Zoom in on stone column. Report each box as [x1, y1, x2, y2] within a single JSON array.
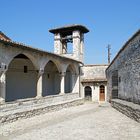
[[91, 86, 94, 102], [73, 74, 79, 93], [72, 30, 81, 61], [54, 33, 62, 54], [105, 85, 107, 102], [36, 70, 44, 98], [72, 73, 76, 93], [80, 33, 84, 62], [0, 72, 6, 104], [60, 72, 65, 95], [62, 42, 67, 54]]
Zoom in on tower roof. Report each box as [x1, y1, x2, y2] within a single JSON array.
[[49, 24, 89, 34]]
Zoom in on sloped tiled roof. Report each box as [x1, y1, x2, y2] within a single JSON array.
[[49, 24, 89, 34], [0, 31, 11, 41], [0, 37, 81, 64]]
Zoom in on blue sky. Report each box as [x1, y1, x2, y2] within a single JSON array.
[[0, 0, 140, 64]]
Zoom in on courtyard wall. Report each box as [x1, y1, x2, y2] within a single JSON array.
[[106, 30, 140, 104]]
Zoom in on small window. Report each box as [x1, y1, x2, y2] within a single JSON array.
[[24, 66, 28, 73], [119, 77, 121, 83], [47, 73, 50, 79]]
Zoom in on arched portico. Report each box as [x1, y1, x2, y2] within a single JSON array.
[[6, 54, 37, 102], [42, 60, 60, 96]]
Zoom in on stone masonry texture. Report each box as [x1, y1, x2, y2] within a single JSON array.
[[106, 31, 140, 104], [111, 99, 140, 122]]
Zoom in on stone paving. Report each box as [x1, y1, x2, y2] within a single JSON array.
[[0, 103, 140, 140]]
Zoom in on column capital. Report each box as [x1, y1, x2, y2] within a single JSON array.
[[37, 69, 44, 76], [0, 72, 6, 83], [59, 72, 66, 77], [0, 69, 7, 77], [72, 72, 77, 76]]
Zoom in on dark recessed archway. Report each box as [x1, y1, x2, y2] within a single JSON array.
[[42, 60, 60, 96], [65, 64, 77, 93], [84, 86, 92, 101], [6, 54, 37, 102]]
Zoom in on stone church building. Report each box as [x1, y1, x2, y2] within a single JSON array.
[[0, 24, 140, 123], [0, 25, 108, 107]]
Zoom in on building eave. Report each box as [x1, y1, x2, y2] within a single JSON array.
[[106, 29, 140, 71], [49, 24, 89, 34], [0, 38, 82, 64]]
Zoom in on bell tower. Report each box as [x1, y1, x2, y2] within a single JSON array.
[[49, 24, 89, 63]]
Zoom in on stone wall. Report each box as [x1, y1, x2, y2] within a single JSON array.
[[111, 99, 140, 123], [106, 30, 140, 104], [81, 65, 108, 80], [0, 93, 83, 124]]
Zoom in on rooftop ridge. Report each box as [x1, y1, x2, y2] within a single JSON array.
[[107, 29, 140, 70], [49, 24, 89, 34], [0, 38, 81, 64]]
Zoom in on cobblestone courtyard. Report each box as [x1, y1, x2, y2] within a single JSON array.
[[0, 103, 140, 140]]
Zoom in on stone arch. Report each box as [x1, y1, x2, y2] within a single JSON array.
[[84, 86, 92, 101], [65, 63, 78, 74], [6, 53, 38, 102], [43, 58, 62, 73], [7, 52, 39, 70], [65, 64, 77, 93], [42, 60, 61, 96]]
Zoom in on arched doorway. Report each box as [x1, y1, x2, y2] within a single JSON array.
[[6, 54, 37, 102], [65, 65, 77, 93], [84, 86, 92, 101], [99, 85, 105, 101], [42, 61, 60, 96]]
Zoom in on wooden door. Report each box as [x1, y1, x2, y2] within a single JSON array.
[[99, 85, 105, 101]]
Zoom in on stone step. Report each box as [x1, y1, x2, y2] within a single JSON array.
[[0, 92, 79, 111], [0, 98, 84, 124], [111, 99, 140, 123]]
